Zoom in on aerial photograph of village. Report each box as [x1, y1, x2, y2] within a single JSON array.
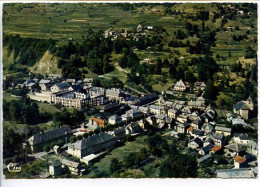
[[1, 2, 258, 179]]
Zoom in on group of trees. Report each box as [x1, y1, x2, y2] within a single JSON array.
[[53, 109, 85, 128], [3, 34, 56, 67], [3, 98, 40, 125], [108, 128, 198, 178]]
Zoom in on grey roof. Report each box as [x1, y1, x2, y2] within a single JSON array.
[[234, 133, 250, 140], [232, 118, 247, 125], [61, 159, 80, 168], [201, 144, 214, 153], [68, 133, 116, 150], [197, 154, 211, 163], [224, 143, 246, 152], [215, 126, 232, 132], [248, 140, 258, 150], [194, 81, 206, 87], [192, 137, 203, 146], [234, 101, 250, 111], [168, 108, 178, 113], [155, 114, 166, 120], [191, 129, 204, 136], [175, 79, 186, 87], [216, 168, 255, 178], [202, 123, 214, 133], [28, 126, 72, 145], [39, 79, 51, 84], [54, 82, 70, 89]]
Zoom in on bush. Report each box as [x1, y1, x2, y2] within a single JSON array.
[[43, 145, 50, 152]]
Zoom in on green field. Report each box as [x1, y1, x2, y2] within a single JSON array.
[[85, 136, 148, 177]]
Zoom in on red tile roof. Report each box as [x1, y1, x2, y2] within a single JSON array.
[[211, 145, 221, 152], [234, 155, 246, 163]]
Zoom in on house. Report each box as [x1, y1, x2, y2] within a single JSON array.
[[67, 132, 116, 158], [127, 109, 143, 119], [215, 125, 232, 136], [194, 81, 206, 91], [201, 123, 214, 134], [164, 101, 174, 108], [234, 155, 247, 169], [49, 160, 62, 177], [246, 140, 258, 156], [108, 115, 122, 125], [27, 126, 72, 153], [61, 159, 80, 175], [207, 133, 225, 147], [176, 122, 190, 134], [143, 58, 152, 64], [88, 118, 107, 128], [154, 114, 167, 124], [232, 118, 248, 126], [188, 137, 203, 149], [137, 24, 143, 32], [233, 97, 254, 119], [181, 106, 192, 114], [108, 128, 126, 141], [224, 143, 246, 157], [121, 113, 132, 121], [125, 122, 143, 135], [216, 168, 255, 178], [174, 79, 186, 91], [210, 145, 222, 154], [234, 133, 251, 144], [199, 144, 215, 156], [196, 96, 205, 104], [106, 88, 126, 101], [65, 79, 76, 85], [83, 78, 94, 83], [176, 114, 188, 123], [148, 105, 159, 115], [145, 116, 155, 125], [168, 109, 178, 119], [147, 26, 153, 30], [189, 129, 205, 139], [191, 120, 202, 129], [138, 106, 150, 114]]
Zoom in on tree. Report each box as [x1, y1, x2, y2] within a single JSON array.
[[43, 145, 50, 152], [204, 79, 217, 102], [110, 158, 121, 175], [155, 58, 162, 74], [159, 155, 198, 178], [70, 136, 76, 143]]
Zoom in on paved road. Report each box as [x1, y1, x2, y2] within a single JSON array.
[[29, 151, 48, 160], [124, 85, 146, 95], [115, 63, 129, 74]]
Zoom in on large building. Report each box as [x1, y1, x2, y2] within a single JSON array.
[[27, 126, 72, 153], [67, 132, 116, 158]]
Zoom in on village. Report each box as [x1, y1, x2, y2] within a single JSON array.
[[5, 73, 257, 179]]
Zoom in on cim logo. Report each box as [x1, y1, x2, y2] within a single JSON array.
[[7, 163, 21, 173]]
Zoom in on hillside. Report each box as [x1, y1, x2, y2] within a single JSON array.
[[2, 3, 258, 108], [30, 51, 61, 76]]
